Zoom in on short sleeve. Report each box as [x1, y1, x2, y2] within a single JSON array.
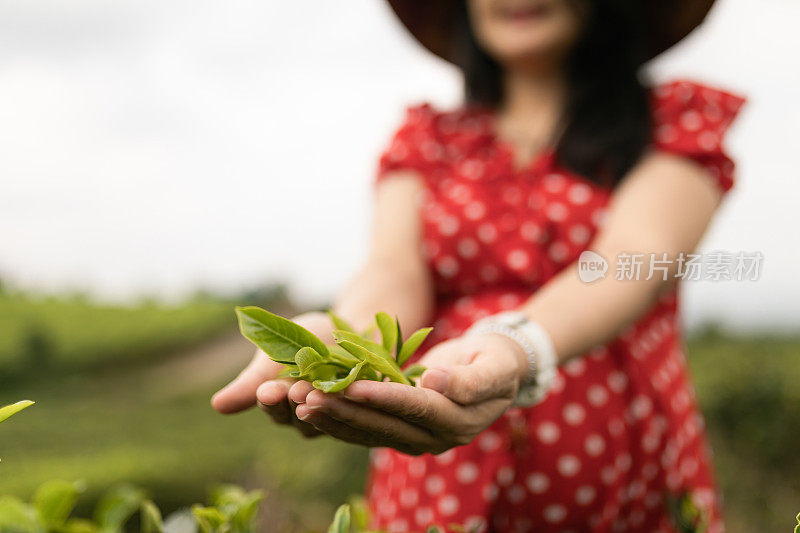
[[376, 104, 442, 184], [652, 80, 746, 193]]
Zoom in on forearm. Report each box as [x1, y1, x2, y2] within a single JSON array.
[[333, 257, 434, 336]]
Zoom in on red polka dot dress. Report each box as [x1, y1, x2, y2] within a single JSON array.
[[366, 80, 745, 533]]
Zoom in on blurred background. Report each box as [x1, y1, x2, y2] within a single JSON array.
[[0, 0, 798, 531]]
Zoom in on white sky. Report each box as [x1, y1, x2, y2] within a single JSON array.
[[0, 0, 798, 332]]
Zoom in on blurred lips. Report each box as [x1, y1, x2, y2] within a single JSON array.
[[496, 1, 552, 24]]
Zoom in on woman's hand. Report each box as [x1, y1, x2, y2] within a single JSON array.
[[211, 311, 334, 438], [288, 333, 529, 455]]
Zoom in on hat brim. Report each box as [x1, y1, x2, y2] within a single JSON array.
[[387, 0, 716, 63]]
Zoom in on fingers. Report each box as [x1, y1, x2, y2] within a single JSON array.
[[212, 351, 280, 414], [256, 380, 293, 424], [341, 380, 461, 430]]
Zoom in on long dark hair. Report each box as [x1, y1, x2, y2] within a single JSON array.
[[453, 1, 652, 186]]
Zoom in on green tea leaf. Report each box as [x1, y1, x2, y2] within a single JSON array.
[[375, 312, 397, 355], [327, 344, 361, 365], [335, 340, 410, 385], [93, 484, 146, 531], [0, 400, 34, 424], [0, 495, 41, 533], [314, 361, 367, 393], [397, 327, 433, 366], [426, 526, 444, 533], [331, 330, 392, 362], [61, 518, 100, 533], [33, 480, 84, 529], [235, 306, 328, 364], [403, 364, 426, 382], [327, 310, 355, 333], [191, 505, 225, 533], [395, 319, 404, 361], [140, 500, 163, 533], [295, 347, 325, 371], [327, 504, 351, 533], [346, 496, 370, 531]]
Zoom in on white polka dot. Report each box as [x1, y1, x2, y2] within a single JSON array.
[[543, 504, 567, 524], [601, 466, 617, 485], [483, 483, 499, 502], [543, 174, 566, 193], [465, 201, 487, 220], [642, 462, 659, 480], [564, 358, 586, 376], [698, 130, 719, 151], [438, 215, 459, 236], [502, 186, 522, 205], [388, 139, 410, 161], [460, 158, 485, 180], [425, 475, 446, 495], [616, 453, 632, 472], [497, 466, 515, 486], [456, 461, 480, 484], [563, 403, 586, 425], [446, 183, 472, 204], [507, 249, 530, 270], [415, 507, 434, 526], [575, 485, 597, 506], [477, 223, 498, 243], [588, 385, 609, 407], [371, 449, 391, 470], [408, 457, 426, 477], [421, 239, 440, 259], [630, 395, 653, 420], [520, 221, 544, 243], [557, 455, 581, 477], [457, 238, 479, 259], [546, 202, 568, 222], [585, 434, 606, 456], [478, 431, 501, 452], [435, 256, 459, 278], [548, 241, 569, 263], [567, 183, 593, 205], [628, 479, 647, 500], [525, 472, 549, 494], [499, 293, 520, 309], [536, 421, 560, 444], [507, 484, 526, 504], [642, 433, 660, 453], [568, 224, 591, 245], [680, 110, 703, 132], [438, 494, 460, 516], [435, 449, 456, 465], [388, 518, 409, 532], [645, 491, 662, 509], [680, 457, 699, 478], [400, 488, 419, 508], [608, 371, 628, 393]]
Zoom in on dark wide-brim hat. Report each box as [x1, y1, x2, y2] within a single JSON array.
[[387, 0, 716, 62]]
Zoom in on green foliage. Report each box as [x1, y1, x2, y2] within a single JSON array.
[[0, 401, 34, 424], [0, 481, 263, 533], [235, 307, 433, 392], [0, 293, 234, 378]]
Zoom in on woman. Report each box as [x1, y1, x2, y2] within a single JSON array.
[[213, 0, 744, 531]]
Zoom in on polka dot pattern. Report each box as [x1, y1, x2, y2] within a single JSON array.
[[367, 80, 736, 532]]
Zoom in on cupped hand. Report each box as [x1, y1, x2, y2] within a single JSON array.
[[288, 333, 528, 454], [211, 311, 334, 438]]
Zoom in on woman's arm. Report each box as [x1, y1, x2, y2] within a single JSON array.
[[522, 151, 722, 361], [332, 172, 434, 334]]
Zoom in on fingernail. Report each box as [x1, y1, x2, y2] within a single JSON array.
[[298, 412, 311, 421], [342, 392, 366, 403], [421, 368, 449, 394]]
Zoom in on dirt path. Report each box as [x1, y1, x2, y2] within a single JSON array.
[[142, 331, 255, 399]]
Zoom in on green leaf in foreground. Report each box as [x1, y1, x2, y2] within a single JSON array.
[[34, 480, 85, 530], [403, 364, 427, 382], [314, 361, 367, 393], [140, 500, 164, 533], [93, 484, 147, 531], [375, 312, 397, 355], [327, 504, 351, 533], [236, 306, 329, 364], [397, 327, 433, 366], [0, 495, 39, 532], [0, 400, 35, 424], [335, 340, 410, 385], [331, 329, 392, 363]]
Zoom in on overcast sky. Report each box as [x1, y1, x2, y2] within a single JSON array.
[[0, 0, 798, 332]]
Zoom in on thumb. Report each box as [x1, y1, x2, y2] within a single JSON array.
[[212, 352, 277, 414], [420, 355, 515, 405]]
